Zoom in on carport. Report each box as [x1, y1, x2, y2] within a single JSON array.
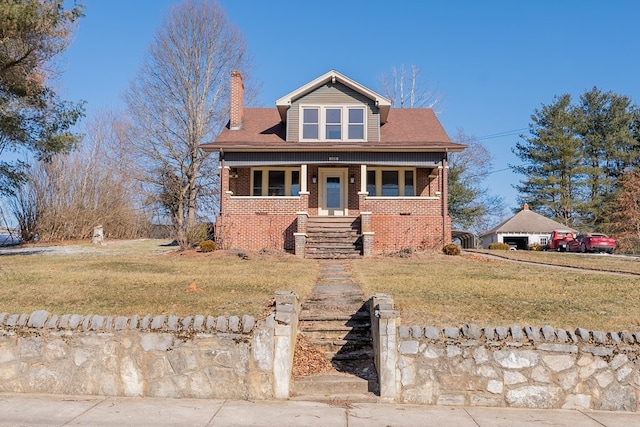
[[452, 230, 477, 249]]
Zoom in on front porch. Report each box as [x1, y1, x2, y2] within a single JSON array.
[[216, 161, 450, 255]]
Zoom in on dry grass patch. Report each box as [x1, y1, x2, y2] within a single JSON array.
[[0, 240, 318, 319], [352, 252, 640, 331]]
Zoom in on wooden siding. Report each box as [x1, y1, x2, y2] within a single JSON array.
[[287, 83, 380, 142], [223, 151, 444, 167]]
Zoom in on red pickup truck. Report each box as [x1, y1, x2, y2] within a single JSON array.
[[545, 230, 577, 252]]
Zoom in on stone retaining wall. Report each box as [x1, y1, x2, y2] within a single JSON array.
[[372, 294, 640, 411], [0, 291, 300, 400]]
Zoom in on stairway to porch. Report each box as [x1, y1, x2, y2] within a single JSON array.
[[304, 216, 362, 259]]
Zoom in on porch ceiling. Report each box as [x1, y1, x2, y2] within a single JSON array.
[[222, 151, 444, 167]]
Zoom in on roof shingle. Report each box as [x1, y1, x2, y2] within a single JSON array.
[[203, 108, 464, 152]]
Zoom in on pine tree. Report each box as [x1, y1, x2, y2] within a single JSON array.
[[575, 87, 640, 228], [512, 95, 585, 226], [0, 0, 85, 195]]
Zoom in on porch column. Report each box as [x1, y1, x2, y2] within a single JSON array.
[[300, 164, 308, 193], [360, 164, 367, 194]]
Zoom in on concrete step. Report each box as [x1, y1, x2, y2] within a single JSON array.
[[305, 336, 373, 350], [288, 392, 380, 403], [307, 217, 359, 225], [290, 373, 374, 396], [299, 321, 371, 331], [327, 348, 374, 360], [305, 253, 362, 260], [306, 243, 360, 248], [299, 312, 369, 322]]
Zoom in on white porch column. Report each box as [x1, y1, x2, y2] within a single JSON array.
[[360, 164, 367, 194], [301, 164, 308, 193]]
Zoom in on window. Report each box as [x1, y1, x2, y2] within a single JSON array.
[[302, 108, 319, 139], [366, 170, 376, 195], [252, 168, 301, 196], [381, 171, 399, 196], [326, 108, 341, 139], [291, 171, 300, 196], [539, 236, 548, 246], [252, 170, 263, 196], [366, 168, 416, 197], [348, 108, 364, 139], [404, 170, 414, 196], [268, 171, 285, 196], [300, 106, 366, 141]]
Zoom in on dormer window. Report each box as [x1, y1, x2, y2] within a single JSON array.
[[300, 106, 366, 141], [302, 108, 319, 139]]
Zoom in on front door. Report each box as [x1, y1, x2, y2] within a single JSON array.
[[318, 168, 348, 216]]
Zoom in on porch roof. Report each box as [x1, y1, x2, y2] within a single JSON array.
[[221, 151, 445, 167]]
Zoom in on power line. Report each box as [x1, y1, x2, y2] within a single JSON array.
[[476, 128, 528, 141]]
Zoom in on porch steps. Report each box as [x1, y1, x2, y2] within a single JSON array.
[[305, 216, 362, 259]]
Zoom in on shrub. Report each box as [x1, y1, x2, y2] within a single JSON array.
[[199, 240, 217, 252], [187, 223, 214, 246], [488, 242, 511, 250], [529, 243, 544, 251], [442, 243, 461, 256]]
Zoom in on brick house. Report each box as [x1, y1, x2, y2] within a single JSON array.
[[202, 70, 465, 257]]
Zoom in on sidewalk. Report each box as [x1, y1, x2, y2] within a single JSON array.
[[1, 393, 639, 426]]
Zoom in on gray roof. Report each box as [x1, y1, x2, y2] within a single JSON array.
[[481, 207, 577, 237]]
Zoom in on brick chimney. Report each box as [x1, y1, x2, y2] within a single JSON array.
[[230, 70, 244, 130]]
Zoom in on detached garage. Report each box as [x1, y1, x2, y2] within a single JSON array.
[[480, 204, 577, 250]]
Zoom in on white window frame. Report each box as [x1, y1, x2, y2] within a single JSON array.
[[251, 167, 301, 196], [366, 167, 416, 197], [299, 105, 367, 142]]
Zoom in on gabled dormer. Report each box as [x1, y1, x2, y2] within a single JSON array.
[[275, 70, 391, 143]]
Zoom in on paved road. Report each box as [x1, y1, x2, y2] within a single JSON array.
[[1, 393, 639, 427]]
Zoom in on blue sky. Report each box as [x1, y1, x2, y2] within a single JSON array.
[[59, 0, 640, 221]]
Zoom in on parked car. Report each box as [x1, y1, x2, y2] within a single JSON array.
[[545, 230, 577, 252], [576, 233, 616, 254], [566, 237, 583, 253]]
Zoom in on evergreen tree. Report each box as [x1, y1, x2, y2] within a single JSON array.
[[575, 87, 640, 228], [0, 0, 84, 195], [512, 95, 585, 226]]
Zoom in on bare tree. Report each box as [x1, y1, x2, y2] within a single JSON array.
[[124, 0, 252, 249], [378, 64, 442, 110], [449, 129, 506, 235], [609, 170, 640, 253], [7, 111, 149, 242]]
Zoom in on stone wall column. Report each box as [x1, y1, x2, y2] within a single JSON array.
[[360, 212, 373, 257], [272, 291, 300, 399], [370, 293, 400, 400], [294, 212, 309, 257]]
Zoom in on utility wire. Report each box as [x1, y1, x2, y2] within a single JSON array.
[[476, 128, 528, 141]]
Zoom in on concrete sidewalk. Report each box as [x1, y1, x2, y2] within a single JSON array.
[[1, 393, 639, 427]]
